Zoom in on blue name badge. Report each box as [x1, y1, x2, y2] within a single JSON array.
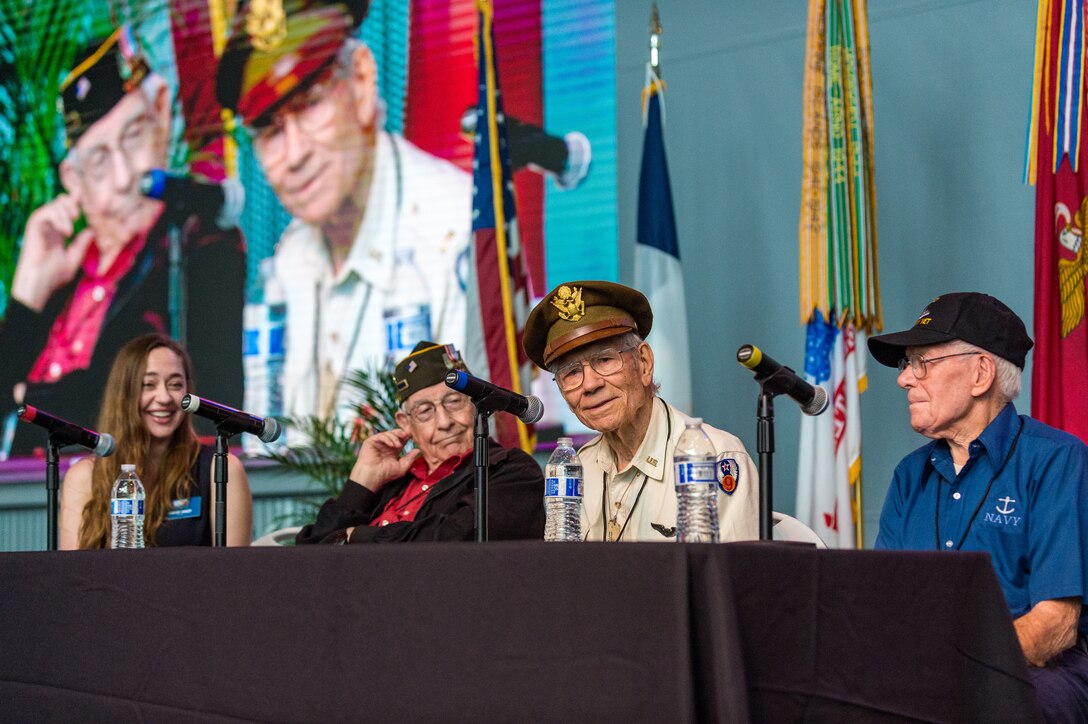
[[166, 496, 202, 521]]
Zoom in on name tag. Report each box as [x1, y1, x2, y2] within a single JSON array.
[[166, 496, 202, 521]]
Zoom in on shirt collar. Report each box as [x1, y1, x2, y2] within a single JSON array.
[[408, 449, 469, 483], [930, 402, 1020, 475], [973, 402, 1021, 465]]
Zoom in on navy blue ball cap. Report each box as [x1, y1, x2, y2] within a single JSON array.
[[867, 292, 1034, 369]]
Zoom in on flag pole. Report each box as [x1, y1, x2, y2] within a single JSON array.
[[649, 3, 661, 76]]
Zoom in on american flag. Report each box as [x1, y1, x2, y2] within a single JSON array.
[[464, 0, 535, 451]]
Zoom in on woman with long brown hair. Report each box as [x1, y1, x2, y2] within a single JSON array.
[[59, 333, 252, 548]]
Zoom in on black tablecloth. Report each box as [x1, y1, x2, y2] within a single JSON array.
[[0, 542, 1039, 722]]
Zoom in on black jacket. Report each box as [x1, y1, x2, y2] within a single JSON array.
[[0, 212, 244, 454], [296, 440, 545, 543]]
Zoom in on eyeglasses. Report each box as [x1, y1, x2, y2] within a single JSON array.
[[248, 73, 344, 164], [404, 393, 470, 423], [897, 351, 980, 379], [75, 112, 156, 182], [553, 345, 638, 392]]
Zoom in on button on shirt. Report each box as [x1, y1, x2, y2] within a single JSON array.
[[876, 403, 1088, 626], [369, 452, 468, 527]]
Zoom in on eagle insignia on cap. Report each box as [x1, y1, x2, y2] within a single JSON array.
[[246, 0, 288, 52], [550, 285, 585, 321]]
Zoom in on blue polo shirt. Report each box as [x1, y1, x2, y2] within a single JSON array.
[[876, 404, 1088, 630]]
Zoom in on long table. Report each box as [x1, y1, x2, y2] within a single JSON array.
[[0, 542, 1039, 722]]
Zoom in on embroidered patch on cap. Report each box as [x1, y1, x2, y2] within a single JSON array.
[[718, 458, 740, 495], [406, 360, 418, 373]]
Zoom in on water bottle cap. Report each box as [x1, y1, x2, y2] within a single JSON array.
[[121, 464, 136, 472], [687, 418, 703, 426], [557, 436, 574, 446]]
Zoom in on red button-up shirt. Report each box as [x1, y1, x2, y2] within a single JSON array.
[[369, 452, 468, 527], [27, 230, 149, 383]]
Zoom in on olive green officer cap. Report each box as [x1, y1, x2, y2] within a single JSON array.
[[523, 281, 653, 369], [392, 341, 468, 403]]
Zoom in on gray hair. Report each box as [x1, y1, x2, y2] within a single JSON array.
[[335, 37, 387, 127], [942, 340, 1022, 403]]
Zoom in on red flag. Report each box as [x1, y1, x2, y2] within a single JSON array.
[[1030, 0, 1088, 442]]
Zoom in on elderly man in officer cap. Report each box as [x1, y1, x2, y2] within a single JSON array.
[[523, 281, 758, 542], [1, 26, 243, 454], [216, 0, 470, 423], [296, 341, 543, 543], [869, 292, 1088, 720]]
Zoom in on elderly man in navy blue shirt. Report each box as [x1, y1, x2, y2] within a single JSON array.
[[869, 292, 1088, 722]]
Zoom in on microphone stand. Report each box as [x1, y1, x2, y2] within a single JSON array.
[[471, 399, 508, 543], [45, 438, 61, 551], [213, 429, 232, 547], [755, 389, 775, 541]]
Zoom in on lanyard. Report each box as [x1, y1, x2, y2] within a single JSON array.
[[934, 418, 1024, 551], [589, 397, 672, 542]]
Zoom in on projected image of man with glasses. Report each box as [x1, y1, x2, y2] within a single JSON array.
[[1, 26, 244, 456], [216, 0, 472, 424]]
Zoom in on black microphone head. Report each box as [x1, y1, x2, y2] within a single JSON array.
[[521, 395, 545, 425], [259, 417, 282, 444], [802, 385, 830, 416], [180, 394, 198, 412], [94, 433, 116, 457]]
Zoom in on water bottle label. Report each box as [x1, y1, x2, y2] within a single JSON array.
[[242, 327, 260, 357], [676, 461, 718, 485], [385, 304, 432, 356], [545, 477, 583, 497], [268, 322, 286, 358], [111, 499, 145, 516]]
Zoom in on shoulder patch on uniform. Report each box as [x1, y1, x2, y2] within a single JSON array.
[[718, 458, 740, 495]]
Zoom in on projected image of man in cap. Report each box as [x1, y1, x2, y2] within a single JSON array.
[[216, 0, 471, 424]]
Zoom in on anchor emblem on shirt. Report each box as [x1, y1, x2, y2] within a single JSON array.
[[995, 496, 1017, 515]]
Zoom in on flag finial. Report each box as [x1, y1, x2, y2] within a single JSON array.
[[649, 3, 662, 76]]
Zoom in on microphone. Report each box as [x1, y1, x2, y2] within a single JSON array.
[[140, 169, 245, 231], [736, 345, 829, 416], [460, 109, 591, 190], [16, 405, 115, 456], [180, 394, 281, 442], [444, 370, 544, 424]]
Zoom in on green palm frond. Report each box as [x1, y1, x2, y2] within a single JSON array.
[[263, 365, 400, 522]]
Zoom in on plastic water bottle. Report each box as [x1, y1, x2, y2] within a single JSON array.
[[110, 464, 145, 549], [544, 437, 583, 542], [674, 418, 720, 543], [383, 248, 432, 369], [242, 258, 286, 455]]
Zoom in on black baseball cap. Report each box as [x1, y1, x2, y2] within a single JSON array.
[[867, 292, 1034, 369]]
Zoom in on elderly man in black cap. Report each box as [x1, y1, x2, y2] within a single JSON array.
[[296, 341, 543, 543], [869, 292, 1088, 720], [523, 281, 758, 542], [0, 26, 243, 455], [216, 0, 470, 423]]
